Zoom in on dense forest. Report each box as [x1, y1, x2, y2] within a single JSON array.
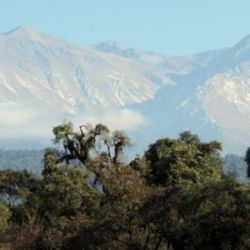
[[0, 122, 250, 250]]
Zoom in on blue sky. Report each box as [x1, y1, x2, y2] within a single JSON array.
[[1, 0, 250, 55]]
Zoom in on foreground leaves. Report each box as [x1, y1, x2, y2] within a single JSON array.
[[0, 124, 250, 250]]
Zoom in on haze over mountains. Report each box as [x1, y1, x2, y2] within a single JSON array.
[[1, 26, 250, 153]]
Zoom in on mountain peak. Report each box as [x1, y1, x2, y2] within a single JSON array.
[[1, 26, 38, 36], [96, 40, 131, 50], [94, 40, 140, 59], [0, 26, 69, 47]]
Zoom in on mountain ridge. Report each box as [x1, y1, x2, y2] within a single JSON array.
[[1, 27, 250, 154]]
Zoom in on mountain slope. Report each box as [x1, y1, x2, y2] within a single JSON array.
[[0, 27, 161, 113], [1, 27, 250, 153]]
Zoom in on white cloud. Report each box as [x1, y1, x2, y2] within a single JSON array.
[[0, 103, 33, 126], [0, 103, 148, 139], [102, 109, 147, 130], [72, 108, 147, 131]]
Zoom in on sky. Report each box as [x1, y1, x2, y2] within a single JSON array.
[[1, 0, 250, 55]]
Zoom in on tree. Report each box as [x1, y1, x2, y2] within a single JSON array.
[[144, 132, 222, 188], [49, 122, 131, 188], [1, 123, 250, 250], [140, 175, 250, 250], [66, 167, 168, 250], [179, 177, 250, 250]]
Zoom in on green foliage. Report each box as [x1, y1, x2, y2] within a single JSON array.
[[1, 123, 250, 250], [0, 201, 10, 228], [0, 169, 39, 206], [144, 132, 222, 188], [42, 148, 61, 175], [53, 122, 74, 143], [180, 177, 250, 250], [41, 164, 98, 218]]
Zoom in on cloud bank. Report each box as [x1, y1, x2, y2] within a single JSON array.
[[0, 103, 147, 139]]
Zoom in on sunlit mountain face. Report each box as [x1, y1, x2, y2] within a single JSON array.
[[1, 26, 250, 154]]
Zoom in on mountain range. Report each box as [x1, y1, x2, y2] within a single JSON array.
[[1, 26, 250, 154]]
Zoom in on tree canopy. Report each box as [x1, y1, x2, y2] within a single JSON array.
[[144, 131, 222, 188], [0, 123, 250, 250]]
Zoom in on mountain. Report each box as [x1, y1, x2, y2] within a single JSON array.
[[1, 26, 250, 154], [0, 27, 162, 111]]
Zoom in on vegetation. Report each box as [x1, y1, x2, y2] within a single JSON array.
[[0, 123, 250, 250]]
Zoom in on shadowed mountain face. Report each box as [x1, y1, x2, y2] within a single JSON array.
[[1, 26, 250, 153]]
